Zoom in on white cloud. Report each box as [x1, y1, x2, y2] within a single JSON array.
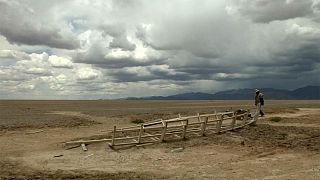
[[286, 23, 320, 36], [76, 67, 101, 80], [25, 67, 50, 75], [16, 83, 35, 91], [0, 50, 30, 60], [48, 55, 73, 68]]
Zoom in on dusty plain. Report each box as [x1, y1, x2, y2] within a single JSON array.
[[0, 100, 320, 179]]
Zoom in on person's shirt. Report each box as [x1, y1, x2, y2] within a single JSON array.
[[255, 92, 263, 105]]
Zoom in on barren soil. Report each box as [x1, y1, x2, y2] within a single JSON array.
[[0, 100, 320, 179]]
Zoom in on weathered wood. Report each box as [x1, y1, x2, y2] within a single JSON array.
[[144, 132, 160, 141], [160, 121, 167, 142], [81, 143, 87, 151], [138, 125, 143, 143], [216, 115, 223, 133], [109, 141, 139, 146], [243, 111, 248, 125], [26, 130, 44, 135], [231, 112, 237, 129], [111, 125, 116, 146], [65, 138, 111, 146], [67, 109, 254, 149], [182, 125, 187, 139], [201, 116, 208, 136], [143, 121, 163, 127]]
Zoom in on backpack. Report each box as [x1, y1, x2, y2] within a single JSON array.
[[259, 94, 264, 105]]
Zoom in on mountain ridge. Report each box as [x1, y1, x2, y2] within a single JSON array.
[[126, 85, 320, 100]]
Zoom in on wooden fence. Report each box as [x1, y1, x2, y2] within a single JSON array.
[[65, 109, 255, 150]]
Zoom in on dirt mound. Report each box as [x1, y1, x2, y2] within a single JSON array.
[[0, 115, 99, 131], [201, 124, 320, 152], [0, 159, 164, 180]]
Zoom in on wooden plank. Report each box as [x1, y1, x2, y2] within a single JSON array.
[[160, 121, 167, 142], [199, 113, 217, 117], [111, 125, 116, 146], [173, 133, 181, 138], [144, 132, 160, 141], [65, 138, 112, 145], [143, 126, 166, 131], [197, 113, 201, 122], [216, 115, 223, 133], [166, 118, 189, 123], [109, 141, 139, 146], [138, 125, 143, 143], [26, 130, 44, 135], [243, 111, 248, 125], [231, 112, 236, 129], [81, 143, 87, 151], [166, 124, 187, 129], [143, 121, 163, 127], [182, 125, 187, 139], [201, 116, 208, 136]]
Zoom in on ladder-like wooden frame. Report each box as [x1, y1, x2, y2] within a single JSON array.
[[65, 109, 255, 150]]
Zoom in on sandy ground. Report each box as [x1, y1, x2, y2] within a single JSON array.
[[0, 100, 320, 179]]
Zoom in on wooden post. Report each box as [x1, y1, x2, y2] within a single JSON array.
[[197, 113, 201, 122], [217, 115, 223, 133], [138, 124, 143, 144], [214, 109, 218, 120], [111, 125, 116, 146], [243, 111, 248, 125], [201, 117, 208, 136], [160, 121, 167, 142], [231, 112, 237, 129], [81, 143, 87, 151], [182, 120, 188, 139]]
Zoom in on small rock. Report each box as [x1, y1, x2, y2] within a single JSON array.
[[171, 147, 184, 153], [54, 154, 64, 158]]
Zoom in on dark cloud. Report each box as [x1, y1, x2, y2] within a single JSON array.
[[109, 36, 136, 51], [0, 1, 79, 49], [231, 0, 314, 23]]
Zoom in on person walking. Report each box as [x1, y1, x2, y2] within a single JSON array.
[[253, 89, 264, 122]]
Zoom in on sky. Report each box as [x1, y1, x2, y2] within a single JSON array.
[[0, 0, 320, 99]]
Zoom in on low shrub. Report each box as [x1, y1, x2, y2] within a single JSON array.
[[269, 117, 282, 122], [131, 119, 145, 124]]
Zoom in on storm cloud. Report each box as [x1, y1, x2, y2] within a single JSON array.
[[0, 0, 319, 99]]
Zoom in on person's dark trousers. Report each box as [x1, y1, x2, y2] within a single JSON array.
[[260, 110, 264, 116]]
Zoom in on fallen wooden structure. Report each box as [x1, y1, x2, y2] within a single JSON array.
[[65, 109, 255, 150]]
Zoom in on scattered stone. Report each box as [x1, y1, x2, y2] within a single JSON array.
[[53, 154, 64, 158], [171, 147, 184, 153]]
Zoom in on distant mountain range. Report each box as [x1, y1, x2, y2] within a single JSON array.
[[126, 85, 320, 100]]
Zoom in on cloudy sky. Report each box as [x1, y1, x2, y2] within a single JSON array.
[[0, 0, 319, 99]]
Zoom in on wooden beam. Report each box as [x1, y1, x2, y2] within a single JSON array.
[[201, 116, 208, 136], [65, 138, 112, 146], [111, 125, 116, 146], [81, 143, 87, 151], [216, 115, 223, 133], [138, 124, 143, 143], [182, 122, 187, 139], [160, 120, 167, 142], [243, 111, 248, 125], [231, 112, 237, 129]]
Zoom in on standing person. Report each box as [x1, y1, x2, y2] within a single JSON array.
[[253, 89, 264, 122], [258, 90, 265, 116]]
